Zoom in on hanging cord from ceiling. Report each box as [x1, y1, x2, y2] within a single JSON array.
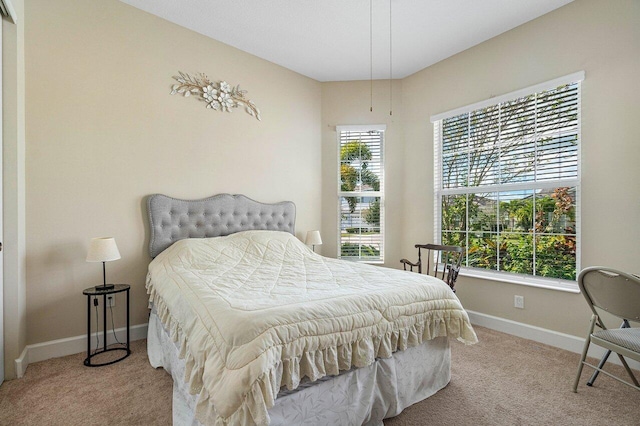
[[370, 0, 373, 112], [389, 0, 393, 116]]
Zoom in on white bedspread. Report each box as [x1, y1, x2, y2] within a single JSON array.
[[146, 230, 477, 426]]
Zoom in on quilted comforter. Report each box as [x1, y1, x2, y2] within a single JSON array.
[[146, 230, 477, 426]]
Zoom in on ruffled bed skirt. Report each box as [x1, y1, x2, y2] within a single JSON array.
[[147, 309, 452, 425], [147, 276, 476, 426]]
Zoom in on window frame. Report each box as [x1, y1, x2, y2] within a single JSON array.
[[336, 124, 386, 263], [431, 72, 584, 292]]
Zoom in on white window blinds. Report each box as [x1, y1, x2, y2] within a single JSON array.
[[432, 72, 582, 284], [337, 125, 385, 262]]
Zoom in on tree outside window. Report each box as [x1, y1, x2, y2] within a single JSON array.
[[338, 128, 384, 261], [435, 79, 581, 281]]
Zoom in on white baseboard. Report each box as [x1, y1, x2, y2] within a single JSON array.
[[15, 323, 148, 378], [14, 346, 29, 378], [467, 310, 640, 371], [13, 313, 639, 379]]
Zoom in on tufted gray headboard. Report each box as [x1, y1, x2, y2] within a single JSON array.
[[147, 193, 296, 258]]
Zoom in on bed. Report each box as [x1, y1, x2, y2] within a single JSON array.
[[145, 193, 477, 426]]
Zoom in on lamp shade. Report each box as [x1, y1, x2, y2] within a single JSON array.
[[86, 237, 121, 262], [305, 230, 322, 246]]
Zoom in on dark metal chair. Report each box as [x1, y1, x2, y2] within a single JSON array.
[[400, 244, 463, 291], [572, 267, 640, 392]]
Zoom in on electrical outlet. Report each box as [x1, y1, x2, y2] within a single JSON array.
[[514, 295, 524, 309], [107, 295, 116, 307]]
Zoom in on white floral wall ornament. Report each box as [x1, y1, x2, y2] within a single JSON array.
[[170, 72, 261, 121]]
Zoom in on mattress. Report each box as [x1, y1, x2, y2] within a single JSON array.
[[146, 230, 477, 425]]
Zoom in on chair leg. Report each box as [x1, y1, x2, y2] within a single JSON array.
[[616, 354, 640, 387], [587, 320, 629, 386], [587, 350, 611, 386], [573, 315, 597, 392]]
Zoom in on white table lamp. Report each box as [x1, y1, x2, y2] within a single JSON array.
[[305, 230, 322, 252], [87, 237, 121, 290]]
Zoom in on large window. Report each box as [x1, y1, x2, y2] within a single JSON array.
[[337, 125, 385, 262], [432, 73, 583, 286]]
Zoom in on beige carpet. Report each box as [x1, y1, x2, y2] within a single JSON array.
[[0, 326, 638, 425]]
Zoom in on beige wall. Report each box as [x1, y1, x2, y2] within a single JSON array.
[[24, 0, 322, 345], [400, 0, 640, 337]]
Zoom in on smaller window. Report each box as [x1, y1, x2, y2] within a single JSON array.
[[337, 125, 385, 262]]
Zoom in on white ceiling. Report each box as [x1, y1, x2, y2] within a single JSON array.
[[120, 0, 573, 82]]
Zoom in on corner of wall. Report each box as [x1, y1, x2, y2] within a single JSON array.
[[13, 345, 27, 378], [2, 0, 25, 381]]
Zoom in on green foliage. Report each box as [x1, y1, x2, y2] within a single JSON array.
[[341, 243, 380, 258], [364, 199, 380, 226], [340, 141, 380, 213], [442, 187, 576, 280], [341, 141, 372, 163], [501, 236, 534, 275], [442, 195, 468, 231]]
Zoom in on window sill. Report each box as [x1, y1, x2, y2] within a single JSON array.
[[458, 268, 580, 293]]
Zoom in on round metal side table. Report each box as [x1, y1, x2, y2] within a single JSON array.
[[82, 284, 131, 367]]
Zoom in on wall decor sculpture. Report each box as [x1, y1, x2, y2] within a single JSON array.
[[170, 72, 261, 121]]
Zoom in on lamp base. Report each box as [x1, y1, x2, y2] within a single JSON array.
[[96, 284, 115, 290]]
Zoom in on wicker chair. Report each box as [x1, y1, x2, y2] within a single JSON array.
[[400, 244, 463, 291]]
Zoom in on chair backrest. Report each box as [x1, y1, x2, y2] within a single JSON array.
[[578, 266, 640, 324], [417, 244, 464, 290]]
